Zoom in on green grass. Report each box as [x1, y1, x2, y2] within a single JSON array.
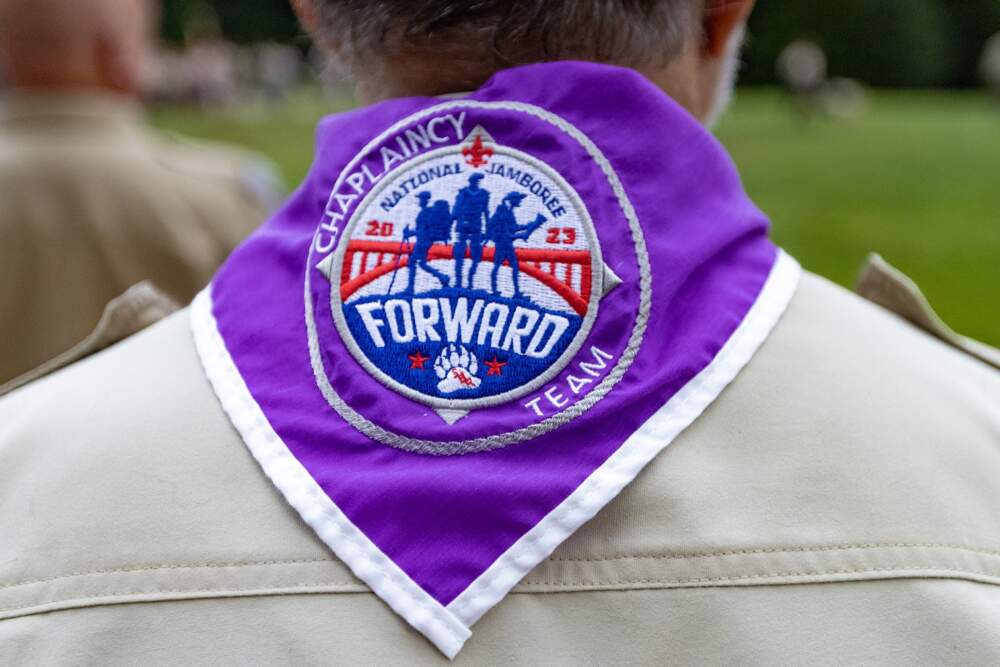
[[150, 88, 351, 185], [717, 90, 1000, 346], [151, 88, 1000, 345]]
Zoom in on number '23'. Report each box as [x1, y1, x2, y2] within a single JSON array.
[[545, 227, 576, 244]]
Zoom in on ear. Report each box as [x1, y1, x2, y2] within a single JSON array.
[[97, 32, 136, 93], [703, 0, 755, 57], [291, 0, 320, 35], [290, 0, 343, 53]]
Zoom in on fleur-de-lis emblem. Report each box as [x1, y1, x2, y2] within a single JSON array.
[[462, 134, 493, 168]]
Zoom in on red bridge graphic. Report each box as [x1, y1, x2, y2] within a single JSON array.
[[340, 240, 594, 316]]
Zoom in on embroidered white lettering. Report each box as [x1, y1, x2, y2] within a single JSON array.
[[315, 215, 342, 253], [404, 126, 432, 153], [381, 146, 405, 172], [521, 347, 616, 417], [357, 302, 387, 348], [501, 307, 540, 354], [346, 172, 366, 194], [567, 374, 592, 394], [335, 191, 357, 213], [384, 300, 415, 343], [525, 313, 570, 358], [315, 232, 337, 254], [439, 298, 483, 344], [421, 113, 466, 144], [356, 297, 570, 355], [361, 164, 382, 185], [523, 396, 544, 417], [445, 112, 467, 141], [544, 386, 568, 408], [395, 136, 413, 158], [426, 117, 449, 143], [477, 303, 510, 348], [412, 299, 442, 343], [580, 346, 614, 377]]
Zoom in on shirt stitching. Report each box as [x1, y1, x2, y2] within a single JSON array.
[[546, 543, 1000, 562], [2, 565, 999, 617], [2, 544, 997, 593], [521, 565, 1000, 587], [0, 558, 339, 591], [0, 580, 362, 615]]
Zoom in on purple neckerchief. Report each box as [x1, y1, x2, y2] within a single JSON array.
[[191, 61, 800, 657]]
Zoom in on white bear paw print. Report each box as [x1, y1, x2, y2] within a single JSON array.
[[434, 344, 481, 394]]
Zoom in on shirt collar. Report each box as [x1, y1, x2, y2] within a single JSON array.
[[0, 88, 144, 131]]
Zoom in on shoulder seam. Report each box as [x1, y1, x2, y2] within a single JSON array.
[[0, 557, 338, 592], [547, 543, 1000, 562], [520, 565, 1000, 588], [4, 543, 999, 593], [2, 566, 998, 621]]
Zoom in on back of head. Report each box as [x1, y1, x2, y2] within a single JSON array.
[[313, 1, 699, 69], [0, 0, 154, 95], [297, 0, 750, 124], [304, 2, 694, 93]]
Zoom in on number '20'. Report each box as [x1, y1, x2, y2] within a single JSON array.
[[365, 220, 394, 237]]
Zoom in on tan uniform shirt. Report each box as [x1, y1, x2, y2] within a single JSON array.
[[0, 91, 282, 384], [0, 269, 998, 665]]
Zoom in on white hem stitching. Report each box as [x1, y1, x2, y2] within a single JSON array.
[[190, 250, 800, 657], [190, 290, 471, 659], [447, 250, 801, 625]]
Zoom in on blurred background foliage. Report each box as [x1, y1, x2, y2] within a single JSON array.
[[158, 0, 1000, 87], [743, 0, 1000, 87], [149, 0, 1000, 344], [160, 0, 301, 45]]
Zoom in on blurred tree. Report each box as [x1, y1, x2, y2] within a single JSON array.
[[159, 0, 303, 45], [940, 0, 1000, 86], [212, 1, 301, 44], [743, 0, 957, 87], [160, 0, 187, 44], [156, 0, 1000, 88]]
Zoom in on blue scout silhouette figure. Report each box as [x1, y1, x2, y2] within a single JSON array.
[[451, 173, 491, 289], [487, 191, 547, 298], [403, 191, 452, 293]]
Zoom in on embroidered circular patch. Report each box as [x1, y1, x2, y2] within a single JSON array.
[[328, 132, 603, 410], [307, 100, 648, 451]]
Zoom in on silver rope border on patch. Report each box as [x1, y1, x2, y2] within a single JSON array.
[[327, 143, 605, 411], [304, 100, 652, 455]]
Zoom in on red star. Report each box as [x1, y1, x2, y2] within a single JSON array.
[[485, 356, 507, 376], [408, 351, 430, 370]]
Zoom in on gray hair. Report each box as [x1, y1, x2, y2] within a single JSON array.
[[311, 0, 702, 78]]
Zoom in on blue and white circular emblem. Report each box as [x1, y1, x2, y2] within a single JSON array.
[[329, 128, 604, 411]]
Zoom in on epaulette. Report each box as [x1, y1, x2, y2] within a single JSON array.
[[856, 253, 999, 370], [0, 282, 179, 397]]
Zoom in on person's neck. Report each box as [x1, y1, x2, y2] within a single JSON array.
[[355, 53, 490, 104], [355, 56, 707, 124], [6, 72, 137, 99], [2, 84, 142, 123]]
